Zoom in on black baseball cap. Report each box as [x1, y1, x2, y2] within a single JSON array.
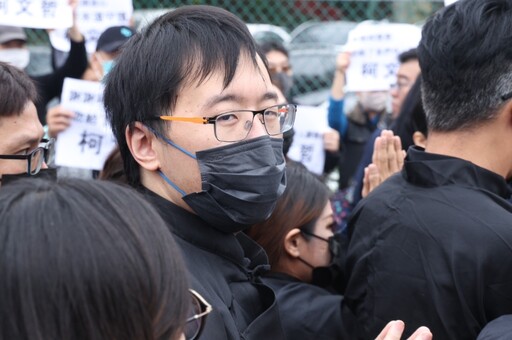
[[96, 26, 134, 53]]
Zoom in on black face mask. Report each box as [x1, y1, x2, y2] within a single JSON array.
[[299, 231, 347, 294], [1, 168, 58, 186]]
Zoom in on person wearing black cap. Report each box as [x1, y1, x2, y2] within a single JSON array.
[[0, 1, 87, 125], [81, 26, 134, 82]]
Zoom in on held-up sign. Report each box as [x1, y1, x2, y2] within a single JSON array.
[[49, 0, 133, 53], [287, 105, 330, 175], [344, 21, 421, 92], [55, 78, 117, 170], [0, 0, 72, 29], [444, 0, 459, 5]]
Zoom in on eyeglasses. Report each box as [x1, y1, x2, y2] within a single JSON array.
[[0, 138, 54, 175], [184, 289, 212, 340], [390, 80, 411, 91], [157, 103, 297, 142]]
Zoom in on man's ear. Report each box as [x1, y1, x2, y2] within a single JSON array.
[[284, 228, 303, 259], [125, 122, 160, 171], [413, 131, 427, 148]]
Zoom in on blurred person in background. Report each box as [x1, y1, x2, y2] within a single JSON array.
[[45, 25, 134, 180], [260, 41, 341, 175], [0, 0, 87, 124], [0, 178, 210, 340]]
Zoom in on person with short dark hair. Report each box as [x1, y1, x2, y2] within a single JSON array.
[[0, 61, 55, 184], [342, 0, 512, 338], [104, 5, 293, 339], [0, 178, 204, 340]]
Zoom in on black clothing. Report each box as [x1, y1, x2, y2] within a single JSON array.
[[477, 315, 512, 340], [263, 272, 344, 340], [32, 39, 88, 124], [143, 189, 285, 340], [343, 146, 512, 339]]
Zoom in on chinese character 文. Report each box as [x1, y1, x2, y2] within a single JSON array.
[[16, 0, 32, 15]]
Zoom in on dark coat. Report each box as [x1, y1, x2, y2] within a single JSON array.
[[342, 147, 512, 339], [144, 189, 285, 340], [263, 272, 344, 340]]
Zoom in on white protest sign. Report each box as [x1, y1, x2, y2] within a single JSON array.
[[55, 78, 116, 170], [345, 21, 421, 92], [444, 0, 458, 5], [49, 0, 133, 53], [287, 105, 330, 175], [0, 0, 72, 29]]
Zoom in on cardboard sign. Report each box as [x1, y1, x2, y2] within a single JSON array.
[[55, 78, 116, 170], [49, 0, 133, 53], [0, 0, 72, 28], [287, 105, 330, 175], [345, 21, 421, 92]]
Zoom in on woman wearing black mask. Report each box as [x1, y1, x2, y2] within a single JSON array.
[[247, 163, 431, 340]]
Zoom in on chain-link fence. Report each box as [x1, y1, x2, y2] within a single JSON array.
[[26, 0, 444, 97]]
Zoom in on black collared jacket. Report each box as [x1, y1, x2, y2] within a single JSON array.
[[143, 189, 285, 340], [342, 147, 512, 340], [263, 272, 344, 340]]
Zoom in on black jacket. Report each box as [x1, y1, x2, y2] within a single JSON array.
[[31, 39, 88, 124], [342, 146, 512, 339], [263, 272, 344, 340], [144, 189, 285, 340]]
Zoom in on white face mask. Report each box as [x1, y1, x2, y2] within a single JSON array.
[[0, 48, 30, 69], [359, 91, 389, 113]]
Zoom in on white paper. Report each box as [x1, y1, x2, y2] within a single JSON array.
[[49, 0, 133, 53], [55, 78, 116, 170], [444, 0, 458, 6], [287, 105, 330, 175], [0, 0, 72, 29], [344, 21, 421, 92]]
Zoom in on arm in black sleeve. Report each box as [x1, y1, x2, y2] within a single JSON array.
[[31, 38, 88, 123]]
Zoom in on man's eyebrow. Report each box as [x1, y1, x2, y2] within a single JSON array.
[[203, 91, 279, 110], [5, 134, 41, 152]]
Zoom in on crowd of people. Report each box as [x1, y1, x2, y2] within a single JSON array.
[[0, 0, 511, 339]]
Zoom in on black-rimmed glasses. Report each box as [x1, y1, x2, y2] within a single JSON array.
[[156, 103, 297, 142], [0, 138, 54, 175], [184, 289, 212, 340]]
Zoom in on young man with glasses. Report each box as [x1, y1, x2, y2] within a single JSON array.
[[0, 62, 55, 184], [104, 5, 291, 339]]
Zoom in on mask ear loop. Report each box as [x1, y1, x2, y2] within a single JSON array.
[[145, 125, 193, 197], [145, 125, 197, 159]]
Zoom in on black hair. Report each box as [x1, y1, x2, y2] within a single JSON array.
[[0, 178, 189, 340], [104, 5, 259, 187], [392, 77, 428, 150], [418, 0, 512, 132], [398, 48, 418, 64], [247, 162, 330, 268], [258, 40, 289, 58], [0, 61, 38, 116]]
